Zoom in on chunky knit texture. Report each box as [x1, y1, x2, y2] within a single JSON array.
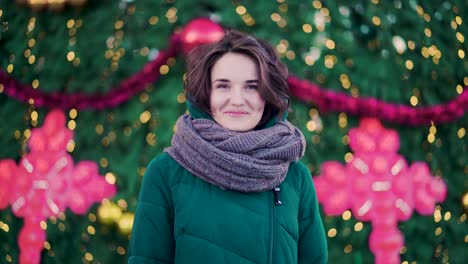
[[165, 114, 306, 192]]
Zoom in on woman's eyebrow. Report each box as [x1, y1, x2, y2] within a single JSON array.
[[213, 79, 230, 83], [245, 80, 258, 83]]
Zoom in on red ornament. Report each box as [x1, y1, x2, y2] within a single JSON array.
[[180, 17, 224, 54]]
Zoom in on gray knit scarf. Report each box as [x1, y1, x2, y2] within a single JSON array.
[[165, 114, 306, 192]]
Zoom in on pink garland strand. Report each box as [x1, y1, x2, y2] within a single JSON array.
[[288, 76, 468, 125], [0, 31, 466, 126], [0, 34, 181, 110]]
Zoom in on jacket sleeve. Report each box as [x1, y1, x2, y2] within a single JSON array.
[[128, 156, 175, 264], [297, 163, 328, 264]]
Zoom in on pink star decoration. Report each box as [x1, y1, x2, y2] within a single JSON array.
[[313, 118, 447, 264], [0, 109, 116, 264]]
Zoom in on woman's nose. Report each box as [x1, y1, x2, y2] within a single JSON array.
[[229, 87, 245, 105]]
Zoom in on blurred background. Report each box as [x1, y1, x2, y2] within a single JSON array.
[[0, 0, 466, 263]]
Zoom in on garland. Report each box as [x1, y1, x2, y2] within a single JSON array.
[[1, 19, 467, 126]]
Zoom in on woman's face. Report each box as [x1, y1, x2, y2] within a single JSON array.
[[210, 52, 265, 132]]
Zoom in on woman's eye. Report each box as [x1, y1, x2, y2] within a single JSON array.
[[216, 84, 229, 89], [246, 85, 258, 90]]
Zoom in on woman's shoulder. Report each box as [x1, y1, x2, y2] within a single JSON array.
[[144, 152, 183, 180], [287, 161, 311, 178]]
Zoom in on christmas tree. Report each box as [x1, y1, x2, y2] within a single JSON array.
[[0, 0, 466, 263]]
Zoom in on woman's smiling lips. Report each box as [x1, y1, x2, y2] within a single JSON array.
[[224, 111, 249, 117]]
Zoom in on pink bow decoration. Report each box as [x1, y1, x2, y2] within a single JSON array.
[[314, 118, 447, 264], [0, 109, 116, 264]]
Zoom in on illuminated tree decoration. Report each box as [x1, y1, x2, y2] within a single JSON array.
[[313, 118, 447, 264]]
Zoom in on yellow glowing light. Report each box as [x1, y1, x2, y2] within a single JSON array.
[[69, 109, 77, 119], [139, 111, 151, 124], [118, 199, 128, 210], [29, 113, 39, 125], [416, 6, 424, 16], [372, 16, 381, 26], [118, 212, 135, 236], [105, 172, 116, 184], [306, 120, 317, 131], [324, 57, 335, 68], [285, 50, 295, 60], [271, 13, 281, 22], [95, 124, 104, 135], [277, 19, 287, 28], [451, 21, 458, 30], [427, 133, 435, 143], [302, 24, 312, 33], [342, 210, 352, 220], [456, 84, 463, 94], [87, 226, 96, 235], [344, 152, 353, 163], [114, 20, 124, 30], [423, 13, 431, 22], [67, 51, 75, 61], [117, 246, 126, 255], [66, 140, 75, 152], [371, 0, 379, 4], [67, 120, 76, 130], [24, 49, 31, 58], [44, 241, 51, 250], [176, 92, 186, 103], [464, 77, 468, 86], [312, 0, 322, 9], [0, 84, 3, 93], [456, 32, 465, 43], [28, 55, 36, 64], [444, 212, 451, 221], [304, 55, 315, 65], [160, 65, 169, 75], [84, 252, 93, 261], [28, 38, 36, 47], [405, 60, 414, 70], [146, 132, 156, 146], [88, 213, 96, 222], [40, 221, 47, 230], [149, 16, 159, 25], [409, 96, 418, 106], [320, 8, 329, 16], [100, 158, 109, 168], [341, 135, 349, 145], [435, 227, 442, 236], [24, 129, 31, 139], [242, 14, 255, 26], [407, 41, 415, 50], [327, 228, 337, 237], [325, 39, 335, 49], [344, 244, 352, 253], [458, 49, 465, 59], [354, 222, 363, 232], [338, 113, 347, 128], [66, 19, 75, 29], [455, 16, 462, 25], [236, 5, 246, 15], [457, 128, 466, 138], [429, 125, 437, 134], [32, 79, 39, 89]]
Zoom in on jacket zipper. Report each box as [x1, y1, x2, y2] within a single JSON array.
[[269, 187, 281, 264]]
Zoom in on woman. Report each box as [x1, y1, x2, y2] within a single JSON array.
[[128, 29, 327, 264]]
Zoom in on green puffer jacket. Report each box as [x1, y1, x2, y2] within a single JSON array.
[[128, 152, 328, 264]]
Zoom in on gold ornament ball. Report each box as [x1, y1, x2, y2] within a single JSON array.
[[118, 212, 135, 236], [462, 192, 468, 212], [97, 200, 122, 225]]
